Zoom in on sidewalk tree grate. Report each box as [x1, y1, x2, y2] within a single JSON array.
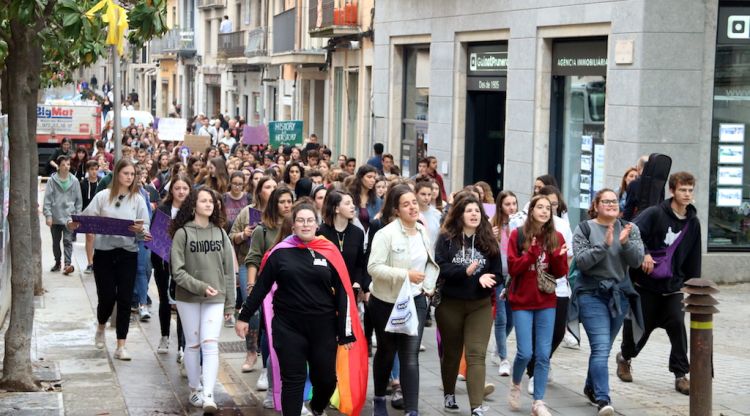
[[218, 341, 247, 353]]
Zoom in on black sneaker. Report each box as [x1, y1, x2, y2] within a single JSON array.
[[390, 386, 404, 410], [583, 385, 596, 405], [50, 262, 61, 272], [443, 394, 460, 413], [597, 400, 614, 416]]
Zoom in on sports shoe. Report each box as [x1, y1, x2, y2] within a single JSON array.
[[457, 374, 466, 381], [130, 304, 139, 313], [114, 347, 131, 361], [675, 376, 690, 395], [300, 403, 312, 416], [157, 336, 169, 354], [443, 394, 459, 412], [176, 347, 184, 363], [616, 352, 633, 382], [508, 382, 521, 411], [390, 386, 404, 410], [50, 262, 61, 272], [471, 404, 489, 416], [84, 264, 93, 274], [373, 396, 388, 416], [484, 382, 495, 398], [138, 306, 151, 322], [94, 327, 105, 349], [256, 368, 269, 391], [597, 400, 615, 416], [561, 331, 580, 349], [528, 376, 534, 395], [531, 400, 551, 416], [419, 343, 426, 352], [63, 264, 74, 275], [262, 390, 274, 409], [583, 385, 597, 405], [179, 361, 187, 378], [224, 315, 235, 328], [241, 353, 257, 373], [498, 359, 511, 376], [202, 393, 217, 413], [189, 389, 203, 407]]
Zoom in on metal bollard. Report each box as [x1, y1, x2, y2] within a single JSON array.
[[681, 278, 719, 416]]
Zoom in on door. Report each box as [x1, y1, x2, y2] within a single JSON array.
[[465, 90, 506, 195]]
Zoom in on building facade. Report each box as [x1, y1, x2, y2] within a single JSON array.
[[372, 0, 750, 282]]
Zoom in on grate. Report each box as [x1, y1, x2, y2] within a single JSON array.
[[219, 341, 247, 353]]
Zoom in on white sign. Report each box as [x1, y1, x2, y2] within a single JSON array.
[[717, 167, 743, 186], [158, 118, 188, 141], [719, 123, 745, 143], [717, 187, 743, 207], [718, 145, 744, 164]]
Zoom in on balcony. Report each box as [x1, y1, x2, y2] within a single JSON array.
[[218, 30, 246, 59], [245, 27, 270, 64], [272, 7, 326, 65], [151, 28, 196, 58], [308, 0, 360, 38], [197, 0, 224, 9]]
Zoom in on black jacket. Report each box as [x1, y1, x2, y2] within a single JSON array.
[[318, 223, 368, 292], [434, 233, 502, 300], [631, 198, 701, 294]]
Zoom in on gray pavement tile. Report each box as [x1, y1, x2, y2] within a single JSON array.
[[0, 392, 62, 413]]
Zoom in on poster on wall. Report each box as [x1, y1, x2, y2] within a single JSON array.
[[717, 187, 743, 207], [718, 145, 744, 164], [581, 135, 593, 152], [593, 144, 606, 191], [580, 155, 592, 172], [717, 166, 743, 186], [719, 123, 745, 143]]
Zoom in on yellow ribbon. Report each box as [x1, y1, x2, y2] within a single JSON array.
[[85, 0, 129, 56]]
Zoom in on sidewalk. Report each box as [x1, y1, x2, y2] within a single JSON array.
[[1, 200, 748, 415]]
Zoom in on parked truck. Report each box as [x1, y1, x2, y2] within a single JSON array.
[[37, 103, 101, 176]]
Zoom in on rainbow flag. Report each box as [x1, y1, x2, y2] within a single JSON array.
[[259, 235, 368, 415]]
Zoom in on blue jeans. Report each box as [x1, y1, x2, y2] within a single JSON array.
[[238, 264, 248, 301], [134, 241, 152, 305], [512, 308, 555, 401], [578, 293, 628, 403], [494, 285, 514, 359]]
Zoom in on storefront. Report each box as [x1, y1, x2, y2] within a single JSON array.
[[400, 45, 430, 177], [548, 37, 607, 227], [708, 2, 750, 251]]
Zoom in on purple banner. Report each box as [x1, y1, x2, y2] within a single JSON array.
[[144, 210, 171, 262], [72, 215, 135, 237], [483, 203, 496, 219], [242, 124, 269, 145], [246, 207, 262, 244]]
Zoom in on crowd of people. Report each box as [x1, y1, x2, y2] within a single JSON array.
[[42, 116, 701, 416]]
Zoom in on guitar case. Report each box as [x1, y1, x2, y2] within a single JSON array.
[[636, 153, 672, 215]]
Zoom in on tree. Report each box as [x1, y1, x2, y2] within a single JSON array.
[[0, 0, 167, 391]]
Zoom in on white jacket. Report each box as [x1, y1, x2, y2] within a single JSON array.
[[367, 219, 439, 303]]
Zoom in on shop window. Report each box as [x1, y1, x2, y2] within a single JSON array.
[[401, 46, 430, 176]]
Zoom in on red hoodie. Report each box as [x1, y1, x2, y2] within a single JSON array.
[[507, 229, 568, 311]]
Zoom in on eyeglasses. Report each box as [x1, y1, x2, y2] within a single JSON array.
[[115, 194, 125, 208], [294, 218, 317, 225], [600, 199, 619, 206]]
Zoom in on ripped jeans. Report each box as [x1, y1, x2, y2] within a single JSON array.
[[176, 301, 224, 396]]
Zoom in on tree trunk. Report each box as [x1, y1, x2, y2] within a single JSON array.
[[0, 19, 42, 392], [28, 60, 43, 297]]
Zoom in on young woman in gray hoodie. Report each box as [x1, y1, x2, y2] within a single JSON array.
[[170, 188, 236, 414]]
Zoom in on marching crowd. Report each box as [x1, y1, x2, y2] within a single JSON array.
[[42, 115, 701, 416]]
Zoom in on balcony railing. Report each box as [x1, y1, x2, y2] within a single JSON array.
[[218, 30, 246, 58], [308, 0, 360, 37], [273, 8, 296, 54], [197, 0, 224, 9], [245, 27, 267, 57], [151, 28, 196, 57]]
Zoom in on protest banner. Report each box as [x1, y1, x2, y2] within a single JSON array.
[[145, 210, 171, 262], [269, 120, 303, 148], [71, 215, 136, 237], [157, 118, 187, 141], [184, 134, 211, 154], [242, 124, 269, 145]]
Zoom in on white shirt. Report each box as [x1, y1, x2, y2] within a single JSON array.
[[220, 136, 236, 149], [219, 19, 233, 33], [408, 233, 427, 297]]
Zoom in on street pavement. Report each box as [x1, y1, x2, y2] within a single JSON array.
[[0, 196, 748, 415]]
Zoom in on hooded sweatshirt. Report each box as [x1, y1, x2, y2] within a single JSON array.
[[506, 229, 568, 310], [630, 198, 701, 294], [43, 172, 82, 224], [170, 220, 236, 314], [434, 232, 502, 300]]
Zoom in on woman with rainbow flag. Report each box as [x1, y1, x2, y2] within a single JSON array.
[[235, 202, 368, 415]]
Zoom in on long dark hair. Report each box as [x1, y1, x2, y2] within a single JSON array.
[[521, 194, 558, 252], [261, 186, 293, 230], [169, 188, 225, 237], [491, 191, 517, 233], [441, 194, 499, 257], [162, 173, 193, 207], [350, 164, 378, 208], [619, 167, 637, 199], [537, 185, 567, 217], [253, 175, 276, 211], [380, 184, 414, 225], [205, 157, 229, 193], [322, 190, 353, 227], [283, 161, 304, 186]]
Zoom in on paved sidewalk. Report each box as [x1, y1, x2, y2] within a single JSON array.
[[1, 196, 748, 415]]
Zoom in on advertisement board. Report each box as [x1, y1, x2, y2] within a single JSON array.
[[36, 104, 101, 142]]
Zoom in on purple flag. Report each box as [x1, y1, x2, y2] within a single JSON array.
[[144, 210, 172, 262], [72, 215, 135, 237], [241, 124, 269, 145]]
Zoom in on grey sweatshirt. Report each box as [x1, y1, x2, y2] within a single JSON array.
[[170, 221, 236, 314], [43, 173, 82, 224], [572, 219, 644, 285], [81, 189, 150, 252]]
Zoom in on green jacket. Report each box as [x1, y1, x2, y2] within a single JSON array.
[[170, 220, 236, 314]]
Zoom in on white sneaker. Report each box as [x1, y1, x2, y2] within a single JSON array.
[[224, 315, 235, 328], [528, 376, 534, 395], [202, 393, 217, 413], [114, 347, 132, 361], [179, 361, 187, 378], [562, 331, 580, 349], [189, 390, 203, 407], [138, 306, 151, 322], [484, 382, 495, 398], [157, 336, 169, 354], [300, 402, 312, 415], [176, 347, 184, 363], [371, 335, 377, 348], [95, 328, 105, 349], [457, 374, 466, 381], [256, 368, 269, 391], [262, 389, 274, 409], [419, 343, 426, 352], [498, 359, 511, 376]]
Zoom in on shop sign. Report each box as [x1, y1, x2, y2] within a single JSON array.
[[467, 44, 508, 77], [269, 120, 303, 148], [467, 76, 507, 91], [552, 38, 608, 76], [718, 6, 750, 44]]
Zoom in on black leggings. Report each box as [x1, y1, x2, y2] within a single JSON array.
[[94, 248, 138, 340], [527, 296, 569, 377], [369, 294, 428, 413], [152, 254, 185, 349], [272, 313, 338, 415]]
